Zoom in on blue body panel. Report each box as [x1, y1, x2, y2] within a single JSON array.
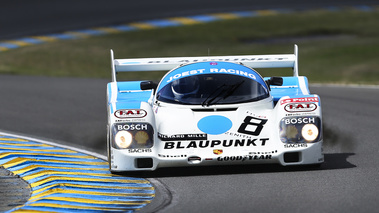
[[107, 81, 152, 113], [264, 76, 310, 102]]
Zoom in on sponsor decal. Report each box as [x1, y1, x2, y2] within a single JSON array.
[[164, 138, 269, 149], [280, 97, 319, 105], [249, 150, 277, 155], [213, 149, 223, 155], [224, 131, 255, 139], [158, 61, 268, 91], [116, 123, 148, 131], [114, 109, 147, 118], [158, 154, 187, 158], [166, 69, 205, 83], [158, 133, 207, 141], [284, 103, 317, 113], [132, 56, 291, 82], [285, 112, 317, 117], [284, 144, 308, 148], [153, 105, 159, 113], [128, 148, 152, 153], [209, 68, 256, 80], [146, 56, 289, 65], [283, 117, 316, 125], [245, 111, 267, 119], [217, 155, 272, 161]]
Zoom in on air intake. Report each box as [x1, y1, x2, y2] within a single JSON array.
[[191, 108, 237, 112], [136, 158, 153, 168], [283, 152, 300, 163], [188, 156, 201, 164]]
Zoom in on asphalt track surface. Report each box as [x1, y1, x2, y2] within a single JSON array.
[[1, 0, 378, 212], [1, 75, 378, 212], [1, 0, 378, 40]]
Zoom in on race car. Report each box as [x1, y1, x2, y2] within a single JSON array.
[[106, 45, 323, 172]]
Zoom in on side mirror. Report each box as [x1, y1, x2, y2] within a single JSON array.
[[140, 81, 158, 91], [265, 77, 283, 90], [266, 77, 283, 86]]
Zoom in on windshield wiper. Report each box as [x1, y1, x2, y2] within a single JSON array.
[[222, 80, 245, 100], [202, 84, 228, 107], [202, 81, 245, 106]]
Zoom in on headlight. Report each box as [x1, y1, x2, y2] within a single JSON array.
[[301, 124, 319, 142], [135, 131, 150, 145], [112, 123, 154, 149], [280, 116, 322, 143], [115, 130, 133, 149]]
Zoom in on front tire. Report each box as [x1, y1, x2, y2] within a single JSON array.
[[107, 124, 113, 172]]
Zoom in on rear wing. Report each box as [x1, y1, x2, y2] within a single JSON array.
[[111, 44, 299, 82]]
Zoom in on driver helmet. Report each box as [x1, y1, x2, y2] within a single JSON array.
[[171, 76, 200, 99]]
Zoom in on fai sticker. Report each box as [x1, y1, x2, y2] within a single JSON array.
[[114, 109, 147, 119], [284, 103, 317, 112]]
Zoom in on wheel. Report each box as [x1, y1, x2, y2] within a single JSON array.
[[106, 124, 113, 171]]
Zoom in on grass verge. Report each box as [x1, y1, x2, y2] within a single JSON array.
[[0, 9, 378, 84]]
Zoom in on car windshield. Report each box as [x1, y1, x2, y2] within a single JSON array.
[[156, 73, 269, 105]]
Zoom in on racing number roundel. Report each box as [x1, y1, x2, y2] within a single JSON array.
[[197, 115, 232, 135]]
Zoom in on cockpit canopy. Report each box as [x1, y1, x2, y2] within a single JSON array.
[[156, 61, 269, 106]]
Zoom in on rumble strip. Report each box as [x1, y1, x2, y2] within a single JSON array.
[[0, 132, 155, 212]]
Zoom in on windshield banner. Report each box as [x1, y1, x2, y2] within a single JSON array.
[[157, 61, 268, 91]]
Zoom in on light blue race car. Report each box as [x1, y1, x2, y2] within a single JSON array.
[[106, 45, 323, 173]]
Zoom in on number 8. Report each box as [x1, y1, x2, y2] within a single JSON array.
[[237, 116, 267, 136]]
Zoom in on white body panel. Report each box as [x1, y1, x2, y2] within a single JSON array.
[[107, 46, 323, 172]]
